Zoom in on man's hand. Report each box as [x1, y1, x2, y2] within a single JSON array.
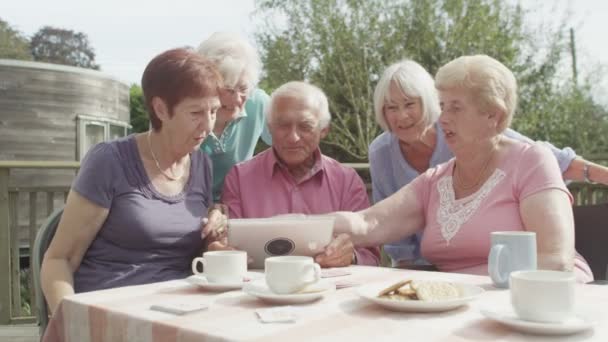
[[315, 234, 355, 267]]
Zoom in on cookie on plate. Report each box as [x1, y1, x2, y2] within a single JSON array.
[[411, 281, 460, 302]]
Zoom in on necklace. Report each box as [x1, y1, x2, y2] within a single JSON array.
[[146, 131, 183, 181], [453, 144, 497, 191]]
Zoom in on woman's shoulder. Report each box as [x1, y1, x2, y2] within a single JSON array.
[[191, 148, 211, 167], [82, 135, 134, 165], [243, 88, 270, 125], [369, 132, 395, 156], [501, 138, 555, 165], [422, 159, 453, 179], [249, 88, 269, 101], [245, 88, 270, 110]]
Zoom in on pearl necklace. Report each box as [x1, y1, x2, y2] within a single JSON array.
[[147, 131, 183, 181]]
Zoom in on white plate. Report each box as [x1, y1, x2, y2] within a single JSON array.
[[186, 272, 263, 291], [243, 279, 336, 304], [481, 309, 595, 335], [357, 281, 484, 312]]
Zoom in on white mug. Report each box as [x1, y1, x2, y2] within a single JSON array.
[[510, 270, 575, 323], [488, 231, 537, 288], [265, 256, 321, 294], [191, 250, 247, 283]]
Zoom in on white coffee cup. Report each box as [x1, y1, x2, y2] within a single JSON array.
[[510, 270, 575, 323], [191, 250, 247, 283], [265, 256, 321, 295]]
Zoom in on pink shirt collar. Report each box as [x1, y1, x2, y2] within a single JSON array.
[[267, 148, 325, 184]]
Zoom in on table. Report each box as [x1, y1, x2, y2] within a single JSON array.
[[43, 266, 608, 342]]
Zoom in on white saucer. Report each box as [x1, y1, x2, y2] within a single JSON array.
[[186, 272, 263, 291], [481, 309, 595, 335], [357, 281, 484, 313], [243, 279, 335, 304]]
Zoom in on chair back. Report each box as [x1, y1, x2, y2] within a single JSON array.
[[573, 204, 608, 280], [31, 207, 63, 338]]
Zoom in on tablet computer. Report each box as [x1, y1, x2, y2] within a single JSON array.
[[227, 216, 335, 269]]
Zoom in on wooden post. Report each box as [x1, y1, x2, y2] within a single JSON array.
[[9, 192, 21, 318], [46, 191, 54, 216], [570, 186, 580, 206], [0, 168, 10, 324], [29, 192, 38, 318]]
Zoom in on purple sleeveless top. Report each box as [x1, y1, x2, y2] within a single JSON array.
[[72, 135, 211, 292]]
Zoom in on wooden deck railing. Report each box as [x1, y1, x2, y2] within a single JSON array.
[[0, 160, 607, 325], [0, 161, 79, 325]]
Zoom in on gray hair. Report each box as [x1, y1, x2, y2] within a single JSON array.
[[435, 55, 517, 132], [196, 32, 261, 90], [373, 60, 440, 131], [267, 81, 332, 129]]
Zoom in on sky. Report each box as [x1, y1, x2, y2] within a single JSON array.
[[1, 0, 607, 101]]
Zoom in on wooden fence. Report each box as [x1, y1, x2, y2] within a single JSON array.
[[0, 160, 607, 325], [0, 161, 78, 325]]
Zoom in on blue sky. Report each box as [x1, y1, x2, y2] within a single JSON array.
[[1, 0, 607, 103]]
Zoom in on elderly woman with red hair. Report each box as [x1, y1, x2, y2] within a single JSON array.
[[41, 48, 223, 313]]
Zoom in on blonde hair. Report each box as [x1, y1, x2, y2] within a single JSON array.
[[435, 55, 517, 132], [373, 60, 440, 131], [267, 81, 331, 129], [196, 32, 261, 90]]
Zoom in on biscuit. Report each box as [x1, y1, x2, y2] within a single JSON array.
[[378, 280, 412, 297], [411, 281, 460, 302], [396, 285, 417, 298], [379, 293, 412, 301]]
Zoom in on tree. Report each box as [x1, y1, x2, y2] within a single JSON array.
[[0, 18, 32, 60], [30, 26, 99, 69], [254, 0, 608, 161], [129, 84, 149, 133], [513, 82, 608, 156]]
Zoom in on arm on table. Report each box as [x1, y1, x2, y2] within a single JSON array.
[[41, 191, 108, 314], [333, 182, 425, 249], [316, 170, 380, 267]]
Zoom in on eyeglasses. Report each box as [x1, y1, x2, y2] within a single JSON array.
[[222, 85, 250, 96]]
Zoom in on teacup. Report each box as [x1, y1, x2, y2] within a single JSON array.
[[488, 231, 537, 288], [265, 256, 321, 295], [191, 250, 247, 283], [510, 270, 575, 323]]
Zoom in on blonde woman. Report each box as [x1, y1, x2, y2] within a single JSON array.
[[370, 59, 608, 269], [339, 55, 593, 282]]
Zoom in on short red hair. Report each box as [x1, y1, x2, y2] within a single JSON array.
[[141, 48, 223, 130]]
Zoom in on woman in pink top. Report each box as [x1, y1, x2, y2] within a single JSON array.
[[333, 55, 593, 283]]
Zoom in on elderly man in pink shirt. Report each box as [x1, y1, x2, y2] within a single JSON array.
[[221, 81, 380, 267]]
